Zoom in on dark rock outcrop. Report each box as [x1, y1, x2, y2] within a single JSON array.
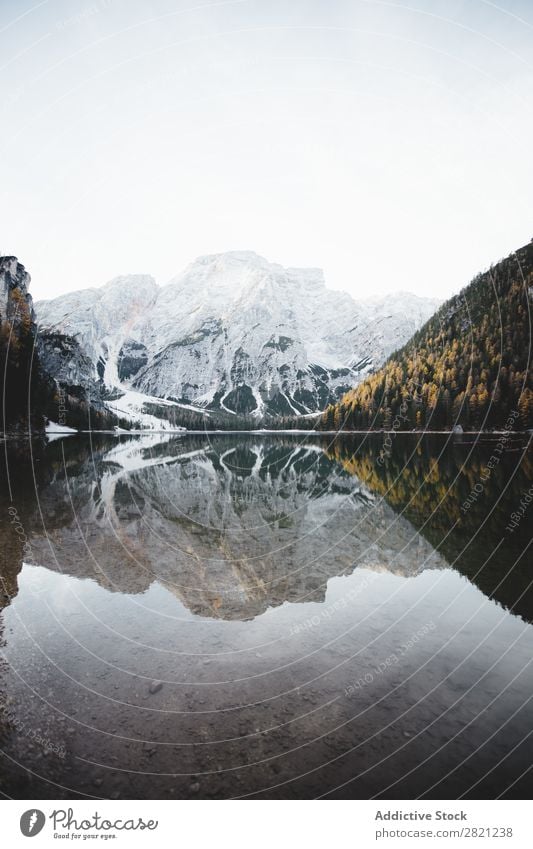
[[0, 257, 45, 433]]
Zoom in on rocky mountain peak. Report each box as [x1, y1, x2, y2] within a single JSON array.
[[0, 256, 34, 327], [35, 251, 441, 419]]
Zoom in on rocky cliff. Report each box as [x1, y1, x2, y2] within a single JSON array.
[[0, 257, 42, 433]]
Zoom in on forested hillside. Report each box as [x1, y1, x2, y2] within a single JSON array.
[[321, 241, 533, 431]]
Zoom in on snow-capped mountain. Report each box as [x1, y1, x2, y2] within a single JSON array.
[[36, 251, 440, 417]]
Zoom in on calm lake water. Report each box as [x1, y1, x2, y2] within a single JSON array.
[[0, 432, 532, 799]]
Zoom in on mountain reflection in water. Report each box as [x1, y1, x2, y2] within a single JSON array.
[[0, 432, 532, 799]]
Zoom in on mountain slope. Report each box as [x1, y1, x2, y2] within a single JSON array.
[[36, 251, 439, 418], [35, 274, 159, 383], [321, 241, 533, 431]]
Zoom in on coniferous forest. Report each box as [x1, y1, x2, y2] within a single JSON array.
[[320, 241, 533, 432]]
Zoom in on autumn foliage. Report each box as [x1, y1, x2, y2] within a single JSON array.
[[321, 241, 533, 432]]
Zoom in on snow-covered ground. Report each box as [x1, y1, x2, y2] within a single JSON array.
[[45, 420, 78, 441], [104, 388, 188, 430]]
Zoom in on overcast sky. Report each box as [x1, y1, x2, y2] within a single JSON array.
[[1, 0, 532, 302]]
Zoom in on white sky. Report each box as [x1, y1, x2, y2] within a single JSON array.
[[1, 0, 532, 301]]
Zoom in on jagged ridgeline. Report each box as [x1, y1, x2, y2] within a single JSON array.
[[321, 241, 533, 431], [34, 251, 439, 422]]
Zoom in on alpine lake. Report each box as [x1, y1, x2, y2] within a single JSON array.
[[0, 430, 532, 799]]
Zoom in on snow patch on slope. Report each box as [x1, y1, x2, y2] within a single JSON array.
[[45, 420, 78, 441], [105, 388, 187, 431]]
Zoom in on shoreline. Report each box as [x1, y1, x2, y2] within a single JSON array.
[[3, 428, 532, 440]]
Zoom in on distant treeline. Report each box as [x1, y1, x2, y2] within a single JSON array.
[[142, 401, 320, 431]]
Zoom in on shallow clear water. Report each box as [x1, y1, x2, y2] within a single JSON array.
[[0, 432, 532, 798]]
